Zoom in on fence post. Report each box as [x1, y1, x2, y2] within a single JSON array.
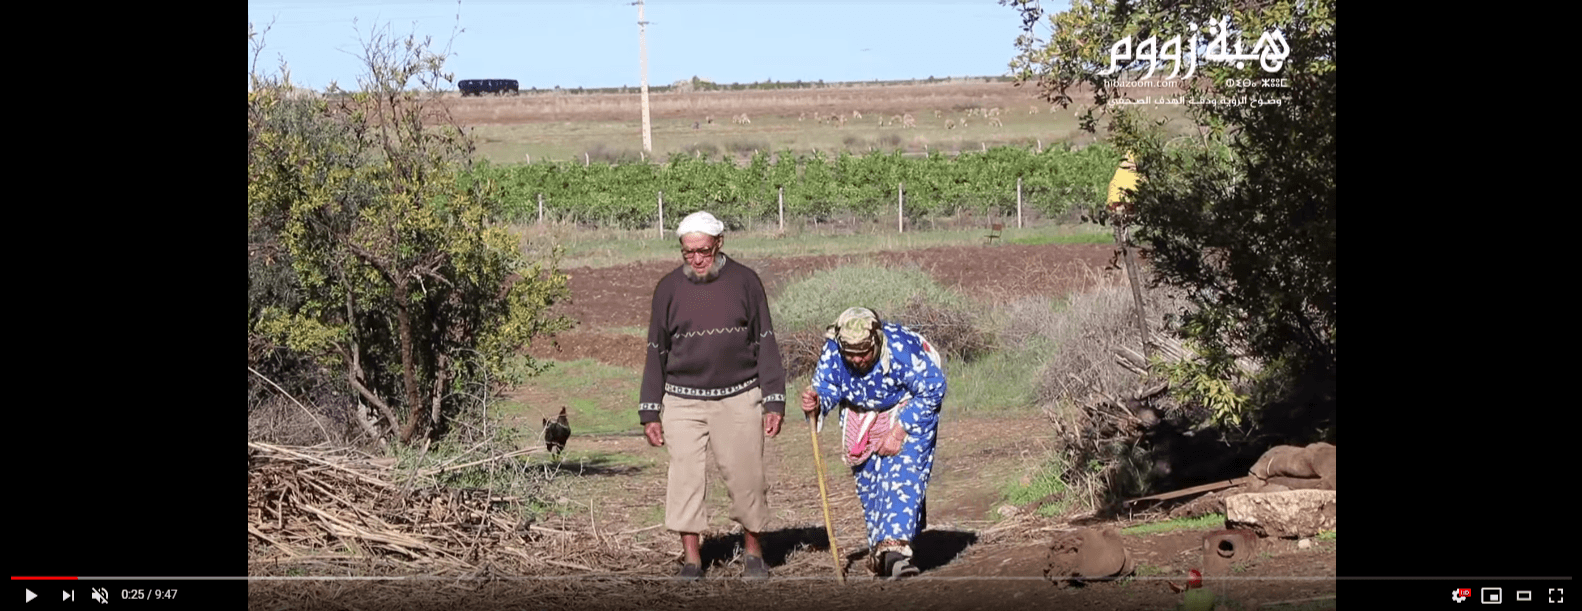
[[1017, 177, 1023, 229], [778, 186, 784, 233], [657, 191, 665, 239], [898, 182, 905, 234], [585, 152, 590, 167], [1116, 222, 1152, 361], [538, 193, 544, 225]]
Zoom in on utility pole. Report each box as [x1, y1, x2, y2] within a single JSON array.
[[635, 1, 653, 155]]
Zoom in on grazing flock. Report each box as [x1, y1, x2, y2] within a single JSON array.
[[692, 105, 1077, 131]]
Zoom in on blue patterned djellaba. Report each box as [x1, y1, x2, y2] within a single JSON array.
[[810, 322, 947, 553]]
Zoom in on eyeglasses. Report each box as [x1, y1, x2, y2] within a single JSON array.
[[842, 346, 876, 360], [681, 245, 718, 259], [843, 351, 877, 369]]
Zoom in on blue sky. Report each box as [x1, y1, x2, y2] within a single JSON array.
[[247, 0, 1060, 91]]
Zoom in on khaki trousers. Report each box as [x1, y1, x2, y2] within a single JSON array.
[[660, 387, 769, 534]]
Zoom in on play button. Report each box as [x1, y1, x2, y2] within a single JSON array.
[[25, 589, 36, 603]]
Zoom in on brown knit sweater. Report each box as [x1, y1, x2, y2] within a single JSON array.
[[638, 253, 787, 424]]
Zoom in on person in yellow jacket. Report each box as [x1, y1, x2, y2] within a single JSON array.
[[1106, 151, 1140, 218]]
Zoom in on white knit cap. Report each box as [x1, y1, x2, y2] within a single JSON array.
[[676, 211, 725, 238]]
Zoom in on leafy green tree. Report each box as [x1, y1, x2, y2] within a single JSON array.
[[248, 22, 571, 445], [1005, 0, 1335, 440]]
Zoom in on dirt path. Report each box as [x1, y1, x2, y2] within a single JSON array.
[[251, 406, 1335, 609], [251, 569, 1336, 611], [249, 522, 1335, 610]]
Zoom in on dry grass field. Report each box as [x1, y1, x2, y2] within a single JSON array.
[[437, 80, 1193, 164]]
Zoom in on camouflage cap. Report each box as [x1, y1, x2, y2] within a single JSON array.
[[826, 307, 881, 355]]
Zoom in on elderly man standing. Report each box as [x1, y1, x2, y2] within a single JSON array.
[[800, 307, 946, 580], [640, 211, 787, 581]]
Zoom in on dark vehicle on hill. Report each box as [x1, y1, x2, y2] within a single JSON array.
[[458, 79, 519, 96]]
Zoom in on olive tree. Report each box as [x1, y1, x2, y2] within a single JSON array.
[[248, 21, 571, 445]]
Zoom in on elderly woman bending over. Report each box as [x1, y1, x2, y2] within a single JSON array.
[[800, 307, 946, 579]]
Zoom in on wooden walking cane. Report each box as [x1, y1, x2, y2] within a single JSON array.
[[808, 414, 846, 583]]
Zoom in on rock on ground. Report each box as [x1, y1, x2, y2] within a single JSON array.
[[1225, 490, 1336, 539], [1043, 527, 1134, 584]]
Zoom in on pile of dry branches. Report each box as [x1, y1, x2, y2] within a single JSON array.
[[1022, 276, 1208, 506], [778, 329, 828, 380], [247, 441, 634, 577], [1039, 282, 1190, 440], [890, 297, 995, 363], [777, 297, 994, 380]]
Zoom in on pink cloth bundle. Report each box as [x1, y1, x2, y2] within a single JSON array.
[[842, 399, 907, 467]]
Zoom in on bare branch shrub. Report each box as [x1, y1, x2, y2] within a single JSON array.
[[778, 329, 827, 380], [777, 296, 995, 381], [248, 398, 350, 447], [1035, 274, 1190, 406], [890, 297, 996, 364], [1026, 271, 1199, 507]]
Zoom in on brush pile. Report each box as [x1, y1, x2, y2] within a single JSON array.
[[778, 329, 828, 380], [890, 297, 995, 363], [1042, 330, 1193, 471], [247, 441, 613, 576], [777, 297, 993, 380]]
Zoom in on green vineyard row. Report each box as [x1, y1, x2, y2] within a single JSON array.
[[462, 144, 1122, 229]]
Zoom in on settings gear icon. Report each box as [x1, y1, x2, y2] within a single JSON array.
[[1453, 589, 1469, 603]]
